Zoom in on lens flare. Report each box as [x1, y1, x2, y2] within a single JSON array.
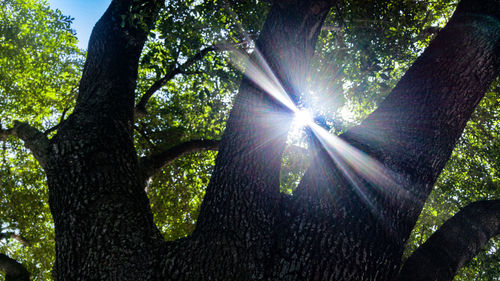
[[226, 44, 399, 211], [293, 108, 314, 128]]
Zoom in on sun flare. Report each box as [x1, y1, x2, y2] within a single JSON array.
[[293, 109, 314, 128], [227, 44, 397, 197]]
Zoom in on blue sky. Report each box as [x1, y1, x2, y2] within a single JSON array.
[[46, 0, 112, 49]]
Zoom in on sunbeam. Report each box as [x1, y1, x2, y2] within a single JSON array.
[[226, 43, 400, 212], [293, 108, 314, 129]]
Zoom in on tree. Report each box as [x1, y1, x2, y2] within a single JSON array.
[[0, 0, 499, 280]]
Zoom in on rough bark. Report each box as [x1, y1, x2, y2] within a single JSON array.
[[271, 0, 500, 280], [46, 1, 164, 280], [179, 1, 334, 279], [397, 200, 500, 281], [41, 0, 500, 280], [0, 253, 30, 281]]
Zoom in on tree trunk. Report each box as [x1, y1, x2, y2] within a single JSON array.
[[45, 1, 164, 280], [43, 0, 500, 280]]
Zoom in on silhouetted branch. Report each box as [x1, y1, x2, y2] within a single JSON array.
[[44, 107, 70, 135], [0, 253, 30, 281], [135, 41, 246, 116], [133, 124, 155, 149], [397, 200, 500, 281], [0, 121, 49, 169], [140, 139, 220, 179]]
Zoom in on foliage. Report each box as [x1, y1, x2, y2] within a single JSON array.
[[0, 0, 82, 279]]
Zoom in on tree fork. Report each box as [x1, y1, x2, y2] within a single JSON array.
[[271, 0, 500, 279], [46, 0, 164, 279]]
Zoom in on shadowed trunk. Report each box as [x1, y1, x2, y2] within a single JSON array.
[[46, 1, 164, 279], [41, 0, 500, 280]]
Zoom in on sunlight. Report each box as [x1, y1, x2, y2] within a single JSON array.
[[339, 105, 355, 123], [293, 108, 314, 129], [226, 43, 400, 210], [287, 108, 315, 145]]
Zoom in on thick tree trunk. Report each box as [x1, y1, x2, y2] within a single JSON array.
[[159, 1, 335, 280], [46, 1, 164, 280], [43, 0, 500, 280]]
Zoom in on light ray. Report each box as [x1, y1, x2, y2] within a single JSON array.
[[226, 42, 402, 215], [225, 46, 296, 111], [293, 108, 314, 129]]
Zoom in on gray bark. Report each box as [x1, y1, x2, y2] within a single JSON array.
[[41, 0, 500, 280]]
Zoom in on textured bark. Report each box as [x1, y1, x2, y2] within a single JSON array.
[[41, 0, 500, 280], [0, 253, 30, 281], [46, 1, 164, 280], [397, 200, 500, 281], [182, 1, 334, 279], [271, 0, 500, 280]]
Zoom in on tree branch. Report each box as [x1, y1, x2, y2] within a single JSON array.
[[44, 106, 70, 135], [0, 232, 30, 247], [296, 0, 500, 231], [140, 139, 220, 179], [0, 253, 30, 281], [0, 122, 49, 169], [280, 0, 500, 278], [397, 200, 500, 281], [135, 41, 246, 116], [73, 0, 163, 122], [194, 0, 334, 248]]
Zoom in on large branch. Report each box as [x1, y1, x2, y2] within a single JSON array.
[[0, 253, 30, 281], [139, 139, 220, 179], [72, 0, 163, 123], [278, 0, 500, 279], [195, 0, 334, 240], [0, 121, 49, 169], [296, 0, 500, 230], [135, 42, 243, 115], [397, 200, 500, 281]]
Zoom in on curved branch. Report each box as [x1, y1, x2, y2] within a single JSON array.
[[44, 106, 70, 135], [0, 121, 49, 169], [135, 41, 245, 115], [397, 200, 500, 281], [0, 253, 30, 281], [140, 139, 220, 179], [0, 233, 30, 247]]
